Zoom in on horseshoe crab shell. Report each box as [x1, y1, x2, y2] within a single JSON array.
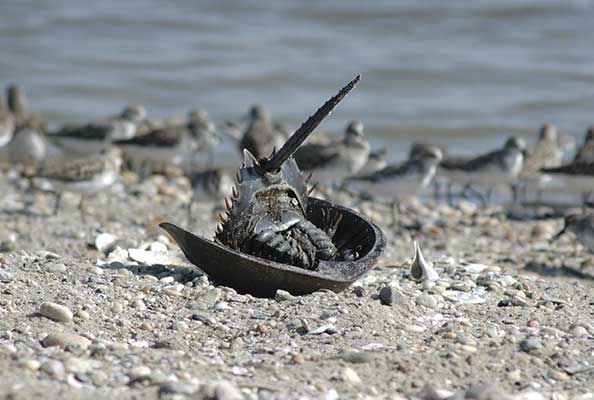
[[160, 197, 385, 298]]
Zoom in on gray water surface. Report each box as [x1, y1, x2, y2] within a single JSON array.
[[1, 0, 594, 160]]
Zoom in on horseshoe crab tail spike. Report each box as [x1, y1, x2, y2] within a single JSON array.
[[262, 75, 361, 172]]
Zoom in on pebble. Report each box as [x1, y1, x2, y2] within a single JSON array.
[[519, 337, 542, 352], [75, 310, 90, 320], [416, 294, 438, 309], [64, 357, 96, 373], [128, 365, 152, 380], [132, 299, 146, 310], [570, 325, 588, 337], [292, 353, 305, 364], [47, 263, 67, 273], [159, 382, 200, 396], [405, 324, 426, 333], [527, 320, 540, 328], [42, 332, 91, 351], [379, 285, 405, 306], [19, 359, 41, 371], [39, 302, 73, 323], [95, 233, 117, 254], [88, 266, 104, 275], [459, 344, 478, 353], [172, 320, 189, 331], [550, 370, 570, 381], [0, 270, 13, 283], [204, 380, 243, 400], [111, 302, 124, 314], [341, 367, 362, 385], [41, 360, 65, 379], [149, 241, 167, 252], [275, 289, 296, 302]]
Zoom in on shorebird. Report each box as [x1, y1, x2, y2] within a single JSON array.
[[345, 143, 442, 223], [0, 101, 15, 148], [3, 128, 49, 169], [186, 166, 235, 223], [573, 127, 594, 164], [552, 213, 594, 252], [355, 148, 387, 176], [440, 136, 526, 204], [35, 148, 122, 220], [50, 104, 146, 154], [293, 120, 370, 186], [6, 85, 47, 132], [519, 124, 564, 200], [238, 104, 286, 159], [114, 111, 198, 177], [541, 161, 594, 204]]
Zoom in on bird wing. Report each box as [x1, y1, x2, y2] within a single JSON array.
[[293, 143, 341, 170], [38, 154, 107, 182], [114, 126, 184, 146]]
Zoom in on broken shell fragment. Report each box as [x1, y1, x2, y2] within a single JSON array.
[[410, 241, 439, 282]]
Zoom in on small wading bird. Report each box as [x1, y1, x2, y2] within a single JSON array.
[[293, 120, 370, 186], [552, 213, 594, 253], [239, 104, 286, 159], [50, 105, 146, 154], [519, 124, 564, 201], [439, 136, 526, 205], [541, 161, 594, 205], [345, 143, 443, 225], [34, 148, 122, 221]]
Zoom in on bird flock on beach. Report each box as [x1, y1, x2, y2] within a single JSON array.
[[1, 83, 594, 248]]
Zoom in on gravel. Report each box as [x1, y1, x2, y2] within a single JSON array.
[[0, 171, 593, 399]]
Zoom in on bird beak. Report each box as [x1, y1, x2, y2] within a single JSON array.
[[551, 226, 566, 242]]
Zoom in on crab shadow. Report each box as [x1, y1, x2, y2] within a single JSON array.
[[99, 261, 201, 283]]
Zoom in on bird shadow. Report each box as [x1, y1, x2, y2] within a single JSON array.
[[524, 261, 594, 282]]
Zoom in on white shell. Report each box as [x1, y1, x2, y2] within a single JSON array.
[[410, 241, 439, 282]]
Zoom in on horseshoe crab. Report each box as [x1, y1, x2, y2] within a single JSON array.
[[161, 75, 385, 297]]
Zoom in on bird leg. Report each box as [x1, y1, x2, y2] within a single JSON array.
[[187, 190, 197, 225], [390, 199, 402, 227], [53, 192, 62, 216], [78, 196, 87, 223]]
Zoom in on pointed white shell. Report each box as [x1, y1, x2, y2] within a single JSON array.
[[410, 241, 439, 282]]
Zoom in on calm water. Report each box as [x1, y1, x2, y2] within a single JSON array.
[[1, 0, 594, 160]]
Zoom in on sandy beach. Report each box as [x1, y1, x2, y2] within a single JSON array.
[[0, 170, 593, 400]]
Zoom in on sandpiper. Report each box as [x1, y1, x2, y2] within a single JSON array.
[[541, 161, 594, 203], [50, 104, 146, 154], [35, 148, 122, 220], [6, 84, 47, 132], [186, 166, 235, 223], [355, 148, 387, 176], [293, 120, 370, 185], [519, 124, 564, 199], [440, 136, 526, 204], [552, 213, 594, 252], [3, 128, 49, 169], [573, 127, 594, 164], [0, 101, 15, 148], [238, 104, 286, 159], [345, 143, 442, 222], [114, 111, 197, 177]]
